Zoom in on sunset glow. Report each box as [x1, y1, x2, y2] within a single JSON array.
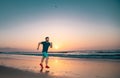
[[0, 0, 119, 52], [54, 45, 59, 50]]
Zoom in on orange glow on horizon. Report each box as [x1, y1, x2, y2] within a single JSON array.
[[0, 13, 119, 52]]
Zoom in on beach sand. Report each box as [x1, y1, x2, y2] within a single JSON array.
[[0, 54, 120, 78], [0, 65, 60, 78]]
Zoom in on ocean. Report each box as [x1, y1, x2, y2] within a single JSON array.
[[0, 50, 120, 59]]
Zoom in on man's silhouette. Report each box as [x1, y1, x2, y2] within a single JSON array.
[[37, 37, 52, 68]]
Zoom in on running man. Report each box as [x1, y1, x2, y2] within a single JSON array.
[[37, 37, 52, 69]]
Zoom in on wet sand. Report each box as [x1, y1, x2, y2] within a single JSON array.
[[0, 65, 60, 78], [0, 54, 120, 78]]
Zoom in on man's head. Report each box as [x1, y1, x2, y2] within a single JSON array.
[[45, 37, 49, 42]]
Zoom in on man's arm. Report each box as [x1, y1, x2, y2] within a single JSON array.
[[37, 42, 41, 50], [50, 42, 52, 48]]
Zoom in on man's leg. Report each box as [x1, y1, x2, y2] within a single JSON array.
[[45, 57, 49, 66], [40, 56, 45, 64], [45, 57, 50, 68], [40, 57, 45, 68]]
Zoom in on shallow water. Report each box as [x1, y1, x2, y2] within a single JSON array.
[[0, 54, 120, 78]]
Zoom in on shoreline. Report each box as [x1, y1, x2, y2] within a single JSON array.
[[0, 52, 120, 59], [0, 54, 120, 62]]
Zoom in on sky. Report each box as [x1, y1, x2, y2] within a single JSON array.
[[0, 0, 120, 52]]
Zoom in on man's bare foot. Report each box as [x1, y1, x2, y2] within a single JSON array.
[[45, 65, 50, 68], [40, 63, 43, 68]]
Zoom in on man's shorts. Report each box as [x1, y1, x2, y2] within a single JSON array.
[[42, 52, 48, 58]]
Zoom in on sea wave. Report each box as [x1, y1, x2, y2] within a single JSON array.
[[0, 50, 120, 59]]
